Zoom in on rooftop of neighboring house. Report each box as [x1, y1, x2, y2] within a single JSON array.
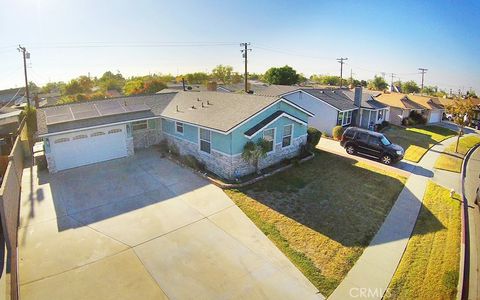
[[376, 93, 427, 110], [0, 87, 25, 104], [36, 91, 309, 136], [343, 90, 388, 110], [407, 94, 444, 110], [255, 84, 311, 97], [301, 89, 358, 111], [217, 82, 268, 93]]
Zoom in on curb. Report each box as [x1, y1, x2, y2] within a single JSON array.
[[457, 143, 480, 300]]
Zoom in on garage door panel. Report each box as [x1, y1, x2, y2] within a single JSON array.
[[51, 125, 128, 171], [429, 111, 441, 123]]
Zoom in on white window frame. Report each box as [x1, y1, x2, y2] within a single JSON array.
[[199, 128, 211, 154], [282, 124, 293, 148], [175, 121, 184, 135], [338, 110, 353, 126], [262, 128, 276, 153]]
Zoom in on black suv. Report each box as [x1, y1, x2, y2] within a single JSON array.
[[340, 127, 404, 165]]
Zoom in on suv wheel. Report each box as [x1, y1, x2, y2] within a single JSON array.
[[380, 154, 392, 165], [346, 145, 355, 155]]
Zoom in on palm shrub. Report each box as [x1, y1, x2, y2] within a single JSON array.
[[332, 125, 344, 140], [242, 138, 270, 174]]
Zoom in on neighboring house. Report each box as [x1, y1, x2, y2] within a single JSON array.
[[0, 107, 22, 155], [36, 91, 313, 179], [407, 94, 445, 123], [343, 87, 390, 129], [0, 88, 25, 105], [376, 93, 428, 125], [258, 85, 387, 133]]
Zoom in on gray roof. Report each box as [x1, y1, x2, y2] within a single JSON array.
[[343, 91, 388, 110], [37, 91, 282, 135], [255, 85, 306, 97], [161, 91, 280, 132], [37, 93, 177, 136], [301, 89, 358, 111]]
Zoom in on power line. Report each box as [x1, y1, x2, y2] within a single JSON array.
[[28, 42, 239, 50], [337, 57, 348, 88], [240, 42, 252, 93], [418, 68, 428, 90], [0, 88, 22, 110]]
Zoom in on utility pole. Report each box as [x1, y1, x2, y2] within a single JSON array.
[[17, 45, 31, 106], [390, 73, 396, 92], [240, 42, 251, 93], [418, 68, 428, 90], [349, 69, 355, 86], [337, 57, 348, 88]]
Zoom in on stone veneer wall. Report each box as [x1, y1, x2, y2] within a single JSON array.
[[164, 133, 307, 180], [132, 128, 162, 149], [45, 152, 56, 173]]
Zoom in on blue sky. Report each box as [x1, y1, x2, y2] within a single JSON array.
[[1, 0, 479, 92]]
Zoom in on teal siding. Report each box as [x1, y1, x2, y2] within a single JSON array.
[[161, 118, 198, 143], [161, 100, 308, 155]]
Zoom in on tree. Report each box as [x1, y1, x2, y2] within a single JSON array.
[[242, 139, 270, 174], [77, 76, 94, 93], [40, 81, 65, 94], [263, 65, 300, 85], [402, 81, 420, 94], [211, 65, 234, 84], [98, 71, 125, 92], [367, 76, 388, 91], [63, 79, 84, 95], [123, 77, 166, 96], [143, 79, 167, 94], [446, 99, 477, 152], [123, 79, 145, 95], [421, 85, 437, 96], [310, 74, 341, 86], [466, 89, 478, 98], [182, 72, 210, 84]]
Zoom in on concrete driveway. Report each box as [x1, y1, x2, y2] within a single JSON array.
[[18, 149, 322, 300]]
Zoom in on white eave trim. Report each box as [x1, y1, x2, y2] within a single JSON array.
[[38, 116, 159, 138], [244, 112, 307, 139]]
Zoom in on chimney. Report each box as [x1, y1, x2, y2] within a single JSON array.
[[206, 81, 217, 91], [354, 86, 362, 108]]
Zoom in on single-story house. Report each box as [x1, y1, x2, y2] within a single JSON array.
[[36, 91, 313, 179], [407, 94, 444, 123], [258, 85, 388, 134], [375, 93, 428, 125]]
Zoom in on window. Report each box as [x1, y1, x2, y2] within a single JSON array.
[[380, 135, 392, 146], [356, 132, 369, 143], [132, 120, 148, 131], [368, 136, 381, 146], [175, 122, 184, 134], [73, 134, 87, 140], [54, 137, 69, 143], [282, 124, 293, 148], [199, 128, 211, 154], [337, 111, 353, 126], [90, 131, 105, 137], [108, 128, 122, 134], [263, 128, 275, 152], [378, 109, 384, 121]]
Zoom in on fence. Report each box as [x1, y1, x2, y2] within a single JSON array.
[[0, 118, 29, 300]]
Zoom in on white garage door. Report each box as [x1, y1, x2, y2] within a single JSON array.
[[429, 111, 442, 123], [50, 125, 128, 171]]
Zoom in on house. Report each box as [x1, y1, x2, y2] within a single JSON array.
[[375, 93, 428, 125], [0, 88, 25, 105], [0, 107, 22, 154], [343, 87, 390, 129], [258, 85, 387, 134], [36, 91, 313, 179], [376, 93, 444, 125]]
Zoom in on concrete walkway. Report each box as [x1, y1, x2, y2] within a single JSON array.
[[329, 135, 462, 299]]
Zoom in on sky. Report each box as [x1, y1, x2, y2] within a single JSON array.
[[1, 0, 479, 93]]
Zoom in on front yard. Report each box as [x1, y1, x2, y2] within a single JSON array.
[[225, 150, 406, 296], [385, 181, 461, 299], [434, 135, 480, 173], [382, 125, 456, 162]]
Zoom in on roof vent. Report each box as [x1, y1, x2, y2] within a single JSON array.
[[207, 100, 211, 105], [197, 97, 201, 102], [191, 105, 196, 109], [176, 105, 179, 112], [201, 102, 205, 108]]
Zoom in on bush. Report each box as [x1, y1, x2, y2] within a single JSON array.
[[332, 126, 344, 140], [181, 155, 205, 172], [381, 120, 390, 128], [403, 111, 427, 126], [306, 127, 321, 150], [168, 142, 180, 157], [157, 139, 169, 155]]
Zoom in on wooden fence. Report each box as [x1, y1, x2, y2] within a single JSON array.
[[0, 118, 29, 300]]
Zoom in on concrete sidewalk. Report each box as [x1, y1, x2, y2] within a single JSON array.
[[329, 135, 460, 299]]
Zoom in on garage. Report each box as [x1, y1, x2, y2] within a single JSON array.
[[49, 124, 128, 171], [428, 110, 442, 123]]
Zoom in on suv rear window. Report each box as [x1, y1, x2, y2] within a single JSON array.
[[344, 129, 355, 138], [356, 132, 369, 142]]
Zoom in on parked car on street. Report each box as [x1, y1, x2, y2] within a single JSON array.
[[340, 127, 404, 165]]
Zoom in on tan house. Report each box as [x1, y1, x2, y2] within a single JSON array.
[[376, 93, 444, 125]]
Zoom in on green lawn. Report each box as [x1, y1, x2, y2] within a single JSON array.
[[385, 181, 461, 300], [382, 125, 456, 162], [225, 150, 406, 296], [434, 135, 480, 173]]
